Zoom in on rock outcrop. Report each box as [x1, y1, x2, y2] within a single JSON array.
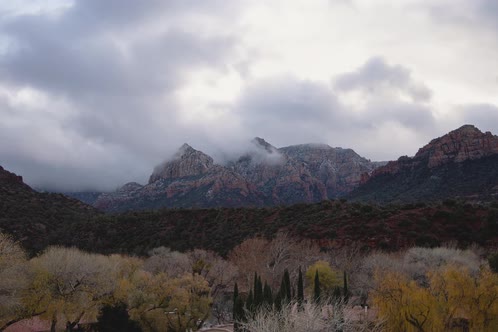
[[417, 125, 498, 168], [351, 125, 498, 203], [149, 144, 215, 183], [93, 139, 384, 212], [0, 165, 28, 190]]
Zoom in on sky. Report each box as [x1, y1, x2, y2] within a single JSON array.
[[0, 0, 497, 191]]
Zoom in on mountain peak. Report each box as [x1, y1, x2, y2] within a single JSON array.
[[149, 144, 215, 184], [177, 143, 196, 155], [415, 124, 498, 168], [451, 124, 481, 134], [251, 137, 277, 153]]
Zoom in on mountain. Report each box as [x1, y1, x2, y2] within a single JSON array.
[[92, 139, 383, 212], [94, 144, 266, 212], [2, 165, 498, 257], [350, 125, 498, 203], [0, 165, 98, 253]]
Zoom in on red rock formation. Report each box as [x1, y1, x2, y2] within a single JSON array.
[[364, 125, 498, 182], [417, 125, 498, 168], [95, 139, 385, 211]]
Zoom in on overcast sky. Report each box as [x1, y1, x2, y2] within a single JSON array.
[[1, 0, 497, 191]]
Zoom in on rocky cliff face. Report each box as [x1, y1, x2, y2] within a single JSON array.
[[417, 125, 498, 168], [364, 125, 498, 181], [93, 139, 384, 212], [351, 125, 498, 203], [0, 165, 28, 190], [149, 144, 215, 183]]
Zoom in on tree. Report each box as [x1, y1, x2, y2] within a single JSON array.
[[297, 267, 304, 307], [306, 260, 342, 299], [0, 233, 32, 331], [488, 253, 498, 273], [228, 233, 323, 291], [122, 271, 212, 332], [233, 296, 245, 331], [263, 282, 273, 307], [96, 302, 142, 332], [276, 269, 292, 305], [373, 264, 498, 331], [23, 247, 125, 331], [233, 282, 239, 312], [343, 271, 349, 301], [313, 271, 321, 303]]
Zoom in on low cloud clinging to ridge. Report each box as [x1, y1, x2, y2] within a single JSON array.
[[0, 0, 497, 191]]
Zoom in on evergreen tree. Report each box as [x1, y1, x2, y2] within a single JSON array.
[[263, 282, 273, 307], [283, 269, 292, 301], [332, 286, 342, 301], [233, 296, 245, 331], [255, 275, 263, 308], [297, 267, 304, 307], [314, 270, 321, 303], [233, 283, 239, 320], [274, 291, 282, 311], [246, 289, 254, 315], [343, 270, 349, 301], [253, 272, 258, 303]]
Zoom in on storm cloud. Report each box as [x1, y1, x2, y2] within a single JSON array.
[[0, 1, 497, 191]]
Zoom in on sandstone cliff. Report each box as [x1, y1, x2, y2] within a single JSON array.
[[94, 139, 383, 212], [351, 125, 498, 203]]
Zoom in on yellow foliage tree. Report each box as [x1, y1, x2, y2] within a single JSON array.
[[22, 247, 127, 331], [305, 260, 342, 298], [0, 233, 31, 330], [119, 270, 212, 332], [373, 264, 498, 332]]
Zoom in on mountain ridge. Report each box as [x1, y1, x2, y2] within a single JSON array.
[[92, 139, 383, 212], [351, 125, 498, 203]]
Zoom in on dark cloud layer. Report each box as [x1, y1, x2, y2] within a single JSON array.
[[0, 1, 240, 190], [0, 1, 497, 191], [335, 57, 432, 102]]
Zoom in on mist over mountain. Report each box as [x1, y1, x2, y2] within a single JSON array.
[[87, 138, 383, 212]]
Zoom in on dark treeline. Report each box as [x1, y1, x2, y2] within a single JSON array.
[[2, 193, 498, 257]]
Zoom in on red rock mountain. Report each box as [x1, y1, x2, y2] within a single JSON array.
[[94, 139, 383, 212], [352, 125, 498, 203]]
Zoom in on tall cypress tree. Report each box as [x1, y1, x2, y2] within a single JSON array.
[[246, 289, 254, 315], [297, 267, 304, 307], [263, 282, 273, 307], [343, 271, 349, 301], [234, 296, 245, 331], [253, 272, 258, 298], [274, 291, 282, 311], [313, 270, 321, 303], [233, 282, 239, 319], [283, 269, 291, 301], [255, 275, 263, 308]]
